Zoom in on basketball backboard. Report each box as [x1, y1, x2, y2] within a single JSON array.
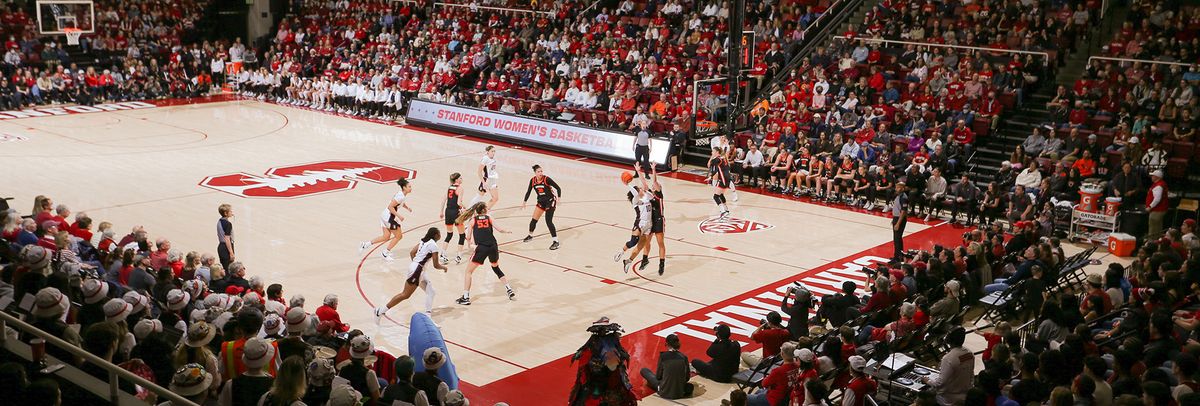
[[36, 0, 95, 35]]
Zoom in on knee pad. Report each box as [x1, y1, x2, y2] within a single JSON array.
[[444, 232, 454, 243], [491, 266, 505, 278], [626, 235, 640, 249], [458, 234, 466, 245]]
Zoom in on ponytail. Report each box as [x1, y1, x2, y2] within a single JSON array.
[[421, 227, 440, 243], [455, 202, 487, 225]]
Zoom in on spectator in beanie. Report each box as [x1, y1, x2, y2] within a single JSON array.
[[316, 294, 349, 333]]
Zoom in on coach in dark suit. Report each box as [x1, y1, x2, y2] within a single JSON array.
[[639, 334, 695, 399]]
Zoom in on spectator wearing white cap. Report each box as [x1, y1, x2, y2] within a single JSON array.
[[162, 363, 215, 406], [262, 313, 285, 339], [788, 348, 819, 405], [1147, 169, 1169, 239], [929, 280, 961, 321], [130, 318, 175, 387], [163, 288, 192, 331], [302, 358, 337, 406], [842, 355, 877, 406], [28, 287, 80, 362], [123, 290, 151, 321], [337, 335, 381, 403], [175, 321, 221, 393], [78, 278, 110, 327], [219, 337, 276, 406], [315, 293, 349, 333], [327, 383, 364, 406], [102, 298, 136, 360], [444, 389, 470, 406], [277, 307, 314, 363], [414, 347, 449, 406]]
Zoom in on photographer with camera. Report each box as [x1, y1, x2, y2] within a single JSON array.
[[781, 283, 814, 339], [741, 311, 791, 368], [691, 324, 741, 383], [816, 281, 860, 328]]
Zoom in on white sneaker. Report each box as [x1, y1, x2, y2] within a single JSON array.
[[614, 251, 624, 262], [358, 241, 370, 254], [373, 306, 387, 321], [454, 254, 462, 264], [732, 192, 739, 202], [381, 251, 395, 261], [439, 254, 450, 265]]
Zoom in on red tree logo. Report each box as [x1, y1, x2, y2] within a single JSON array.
[[200, 161, 417, 198], [698, 216, 774, 234]]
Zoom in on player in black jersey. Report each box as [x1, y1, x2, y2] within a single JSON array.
[[455, 202, 514, 305], [707, 148, 732, 217], [634, 165, 668, 275], [439, 173, 467, 264], [521, 165, 563, 250]]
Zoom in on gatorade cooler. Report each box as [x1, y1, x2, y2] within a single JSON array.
[[1104, 197, 1122, 217], [1108, 233, 1136, 257], [1079, 185, 1103, 213]]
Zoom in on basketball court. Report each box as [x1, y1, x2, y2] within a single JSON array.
[[0, 96, 1111, 404]]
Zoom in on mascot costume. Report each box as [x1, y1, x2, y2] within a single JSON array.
[[568, 317, 636, 406]]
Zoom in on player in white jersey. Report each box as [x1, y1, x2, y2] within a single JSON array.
[[373, 227, 449, 320], [471, 145, 501, 208], [614, 164, 652, 273], [360, 178, 413, 261]]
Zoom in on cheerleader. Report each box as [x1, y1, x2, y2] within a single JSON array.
[[522, 165, 563, 250], [708, 148, 732, 217], [614, 165, 652, 273], [455, 202, 515, 305], [471, 146, 501, 208], [635, 165, 668, 275], [373, 227, 449, 320], [439, 173, 467, 264], [359, 178, 413, 261]]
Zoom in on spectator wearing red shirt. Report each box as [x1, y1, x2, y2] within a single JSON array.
[[746, 342, 799, 406], [740, 311, 791, 367], [952, 120, 975, 145], [315, 294, 349, 333], [1068, 101, 1089, 127], [1073, 150, 1098, 178]]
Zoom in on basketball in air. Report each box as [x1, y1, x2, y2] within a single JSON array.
[[620, 171, 635, 184]]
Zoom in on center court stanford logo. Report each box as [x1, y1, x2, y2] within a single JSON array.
[[200, 161, 416, 198], [697, 216, 774, 234]]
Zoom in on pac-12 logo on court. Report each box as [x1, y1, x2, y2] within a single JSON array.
[[200, 161, 417, 198], [698, 217, 774, 234]]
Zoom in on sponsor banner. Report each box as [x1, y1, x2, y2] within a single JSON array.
[[200, 160, 417, 198], [0, 101, 156, 120], [407, 99, 671, 165], [698, 216, 774, 234]]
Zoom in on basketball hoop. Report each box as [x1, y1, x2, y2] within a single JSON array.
[[62, 28, 82, 46]]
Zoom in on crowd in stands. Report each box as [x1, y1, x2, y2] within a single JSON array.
[[0, 1, 222, 110], [646, 215, 1200, 406], [237, 0, 843, 129], [0, 196, 479, 405]]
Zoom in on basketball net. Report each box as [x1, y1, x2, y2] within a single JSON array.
[[62, 28, 82, 46]]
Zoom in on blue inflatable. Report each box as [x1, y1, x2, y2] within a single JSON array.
[[409, 312, 460, 389]]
